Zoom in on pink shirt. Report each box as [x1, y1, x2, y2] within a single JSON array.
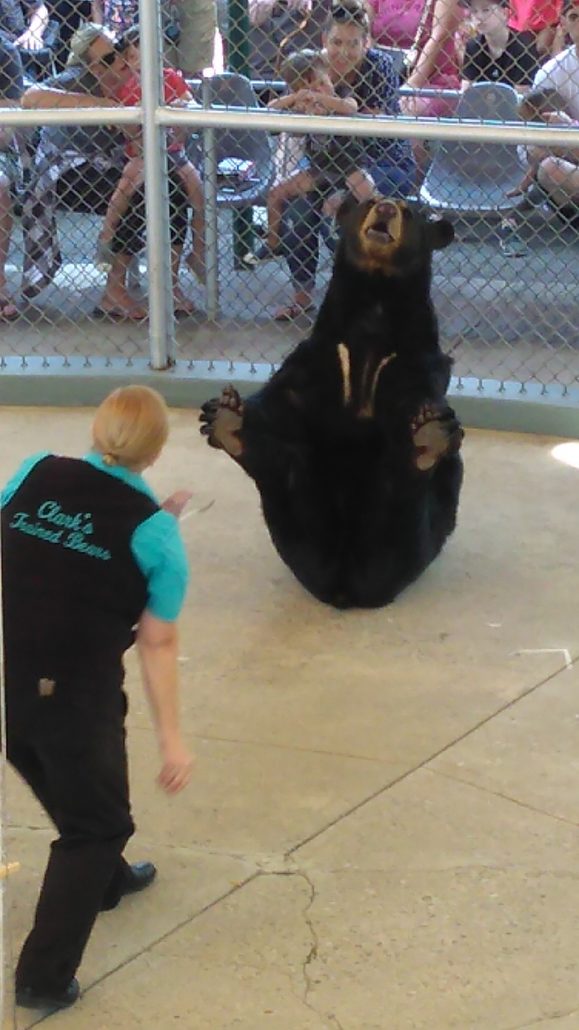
[[367, 0, 459, 82], [509, 0, 562, 32]]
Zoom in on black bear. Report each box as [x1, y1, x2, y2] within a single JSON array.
[[200, 196, 464, 609]]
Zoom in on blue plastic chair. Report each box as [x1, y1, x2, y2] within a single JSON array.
[[420, 82, 527, 213], [192, 72, 275, 210]]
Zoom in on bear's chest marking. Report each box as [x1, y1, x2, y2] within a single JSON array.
[[337, 343, 397, 418]]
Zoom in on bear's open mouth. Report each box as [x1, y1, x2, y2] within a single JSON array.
[[365, 219, 392, 242], [363, 200, 401, 247]]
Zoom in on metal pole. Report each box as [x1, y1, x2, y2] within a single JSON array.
[[138, 0, 175, 368], [202, 76, 220, 321], [226, 0, 254, 265]]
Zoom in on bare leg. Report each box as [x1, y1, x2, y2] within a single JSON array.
[[99, 159, 144, 248], [100, 253, 148, 318], [178, 162, 206, 282], [267, 170, 315, 251], [537, 156, 579, 208]]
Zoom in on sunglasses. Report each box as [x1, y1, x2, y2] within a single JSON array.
[[98, 48, 120, 66]]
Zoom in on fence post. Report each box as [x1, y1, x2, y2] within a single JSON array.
[[202, 75, 220, 321], [226, 0, 254, 265], [138, 0, 175, 367]]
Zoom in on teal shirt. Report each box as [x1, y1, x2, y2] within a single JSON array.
[[1, 451, 189, 622]]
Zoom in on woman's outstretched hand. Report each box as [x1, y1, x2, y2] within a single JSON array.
[[161, 490, 193, 517]]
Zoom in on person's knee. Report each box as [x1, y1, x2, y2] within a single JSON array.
[[537, 156, 573, 191]]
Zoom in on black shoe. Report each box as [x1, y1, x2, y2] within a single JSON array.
[[101, 861, 157, 911], [16, 977, 80, 1011], [123, 860, 157, 896]]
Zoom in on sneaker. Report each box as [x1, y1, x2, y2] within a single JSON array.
[[16, 977, 80, 1012], [498, 219, 528, 258], [240, 242, 279, 269]]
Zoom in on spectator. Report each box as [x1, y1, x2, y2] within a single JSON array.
[[258, 48, 375, 259], [518, 0, 579, 214], [510, 0, 564, 57], [22, 24, 194, 318], [0, 33, 22, 321], [274, 0, 415, 320], [368, 0, 463, 117], [2, 385, 192, 1014], [247, 0, 330, 82], [99, 26, 205, 289], [168, 0, 216, 77], [0, 0, 61, 80], [92, 0, 138, 33], [533, 0, 579, 112], [461, 0, 540, 90]]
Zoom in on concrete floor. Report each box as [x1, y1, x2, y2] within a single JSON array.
[[3, 407, 579, 1030]]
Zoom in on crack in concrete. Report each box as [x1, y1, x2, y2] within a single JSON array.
[[505, 1008, 579, 1030], [258, 862, 345, 1030]]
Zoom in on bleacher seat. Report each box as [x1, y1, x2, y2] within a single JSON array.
[[420, 82, 527, 213]]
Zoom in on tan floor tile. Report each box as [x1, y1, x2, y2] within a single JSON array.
[[15, 874, 326, 1030], [429, 664, 579, 824], [292, 769, 579, 1030], [126, 727, 404, 855]]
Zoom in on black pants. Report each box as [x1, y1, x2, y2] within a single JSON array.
[[7, 691, 135, 994]]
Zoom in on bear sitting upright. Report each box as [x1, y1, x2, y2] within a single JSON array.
[[200, 196, 464, 609]]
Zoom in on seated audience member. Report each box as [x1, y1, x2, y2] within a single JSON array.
[[461, 0, 540, 90], [0, 33, 22, 321], [513, 86, 579, 217], [22, 24, 194, 317], [510, 0, 564, 57], [533, 0, 579, 113], [0, 0, 60, 80], [258, 48, 375, 258], [247, 0, 330, 82], [98, 26, 205, 283], [368, 0, 463, 117], [271, 0, 415, 320]]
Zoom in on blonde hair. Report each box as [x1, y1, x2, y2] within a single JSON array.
[[92, 386, 169, 470], [66, 24, 115, 67]]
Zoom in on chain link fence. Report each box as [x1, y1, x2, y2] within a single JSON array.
[[0, 0, 578, 393]]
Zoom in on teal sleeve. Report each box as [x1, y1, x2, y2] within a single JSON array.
[[130, 510, 189, 621], [1, 452, 51, 507]]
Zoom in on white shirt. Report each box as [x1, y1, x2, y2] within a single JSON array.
[[533, 46, 579, 120]]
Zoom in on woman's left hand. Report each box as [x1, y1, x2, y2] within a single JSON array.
[[162, 490, 193, 517]]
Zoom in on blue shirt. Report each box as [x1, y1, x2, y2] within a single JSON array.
[[1, 451, 189, 622], [337, 48, 414, 171]]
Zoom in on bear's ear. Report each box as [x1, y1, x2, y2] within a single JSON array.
[[427, 218, 455, 251]]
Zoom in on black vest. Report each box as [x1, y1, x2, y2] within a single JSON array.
[[2, 456, 159, 700]]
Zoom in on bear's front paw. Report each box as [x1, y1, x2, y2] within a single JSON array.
[[411, 403, 463, 471], [199, 386, 245, 457]]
